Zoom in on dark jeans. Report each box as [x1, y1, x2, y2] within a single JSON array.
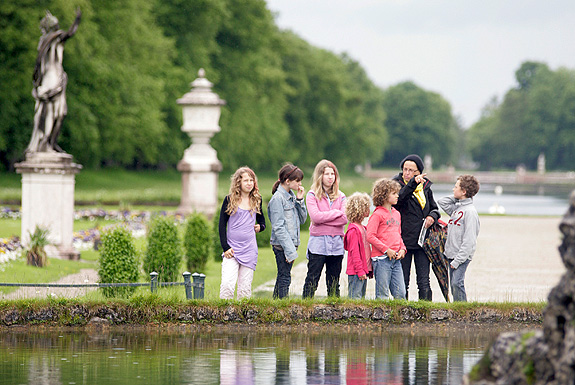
[[273, 246, 293, 299], [400, 248, 432, 300], [302, 252, 344, 298]]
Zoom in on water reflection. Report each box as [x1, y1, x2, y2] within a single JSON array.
[[0, 326, 536, 384]]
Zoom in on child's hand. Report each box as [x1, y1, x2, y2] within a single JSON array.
[[386, 249, 397, 259], [296, 185, 305, 200], [397, 249, 406, 259], [254, 224, 261, 233]]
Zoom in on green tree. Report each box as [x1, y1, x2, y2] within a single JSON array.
[[469, 61, 575, 170], [381, 81, 456, 168]]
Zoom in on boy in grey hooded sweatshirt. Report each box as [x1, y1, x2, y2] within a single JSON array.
[[438, 175, 480, 302]]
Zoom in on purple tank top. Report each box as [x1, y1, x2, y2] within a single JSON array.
[[227, 208, 258, 270]]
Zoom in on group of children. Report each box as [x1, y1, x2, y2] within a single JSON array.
[[218, 160, 480, 302]]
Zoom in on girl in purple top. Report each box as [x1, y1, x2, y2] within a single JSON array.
[[219, 167, 266, 299]]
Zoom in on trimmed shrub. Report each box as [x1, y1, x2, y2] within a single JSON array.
[[143, 215, 183, 282], [184, 212, 212, 272], [98, 226, 139, 298]]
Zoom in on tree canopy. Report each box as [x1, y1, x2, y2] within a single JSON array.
[[1, 0, 459, 172], [468, 61, 575, 170], [380, 81, 457, 168]]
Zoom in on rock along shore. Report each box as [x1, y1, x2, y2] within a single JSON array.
[[0, 302, 543, 328]]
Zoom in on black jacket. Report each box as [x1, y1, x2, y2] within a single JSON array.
[[392, 173, 440, 249]]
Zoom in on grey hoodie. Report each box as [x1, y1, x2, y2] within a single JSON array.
[[438, 196, 480, 268]]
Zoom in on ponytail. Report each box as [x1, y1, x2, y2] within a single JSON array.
[[271, 180, 281, 194]]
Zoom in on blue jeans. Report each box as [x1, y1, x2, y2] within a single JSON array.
[[449, 259, 470, 302], [273, 247, 293, 299], [348, 275, 367, 299], [372, 257, 406, 300]]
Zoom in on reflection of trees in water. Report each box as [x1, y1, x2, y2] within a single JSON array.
[[1, 326, 527, 384]]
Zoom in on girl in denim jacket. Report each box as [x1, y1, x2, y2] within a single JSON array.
[[268, 164, 307, 299]]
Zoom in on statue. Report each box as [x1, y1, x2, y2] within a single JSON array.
[[26, 9, 81, 154]]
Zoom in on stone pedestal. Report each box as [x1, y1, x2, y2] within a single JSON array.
[[177, 144, 222, 217], [15, 152, 82, 260]]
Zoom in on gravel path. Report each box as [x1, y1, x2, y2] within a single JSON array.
[[254, 216, 566, 302], [0, 268, 99, 300]]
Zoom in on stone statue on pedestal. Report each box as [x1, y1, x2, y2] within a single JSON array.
[[27, 8, 81, 154], [15, 9, 83, 260]]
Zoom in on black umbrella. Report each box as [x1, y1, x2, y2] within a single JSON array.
[[422, 220, 450, 302]]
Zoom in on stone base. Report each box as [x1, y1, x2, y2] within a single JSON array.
[[177, 158, 221, 218], [15, 151, 82, 260]]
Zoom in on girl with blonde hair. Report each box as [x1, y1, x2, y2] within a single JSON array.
[[218, 166, 266, 299], [302, 159, 347, 298]]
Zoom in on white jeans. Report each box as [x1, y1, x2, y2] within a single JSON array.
[[220, 257, 254, 299]]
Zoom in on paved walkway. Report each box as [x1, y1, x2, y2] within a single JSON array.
[[254, 216, 566, 302], [0, 269, 98, 300]]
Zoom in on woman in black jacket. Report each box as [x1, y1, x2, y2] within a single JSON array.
[[392, 154, 440, 300]]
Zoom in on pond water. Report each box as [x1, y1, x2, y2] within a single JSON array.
[[432, 184, 570, 216], [0, 326, 536, 384]]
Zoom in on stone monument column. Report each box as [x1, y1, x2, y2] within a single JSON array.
[[176, 69, 225, 218], [16, 153, 82, 259]]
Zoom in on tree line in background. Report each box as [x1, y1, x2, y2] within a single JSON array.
[[1, 1, 573, 172], [468, 61, 575, 171]]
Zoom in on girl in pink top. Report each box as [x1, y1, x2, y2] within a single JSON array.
[[344, 192, 372, 299], [367, 179, 407, 300], [303, 159, 347, 298]]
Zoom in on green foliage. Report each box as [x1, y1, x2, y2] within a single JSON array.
[[144, 215, 183, 282], [1, 0, 465, 172], [469, 61, 575, 170], [184, 212, 212, 272], [25, 225, 50, 267], [98, 226, 139, 298], [381, 81, 457, 168]]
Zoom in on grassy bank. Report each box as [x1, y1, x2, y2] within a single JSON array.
[[0, 296, 545, 327]]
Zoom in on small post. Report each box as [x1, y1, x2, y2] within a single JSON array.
[[182, 271, 192, 300], [198, 273, 205, 299], [150, 271, 159, 293], [192, 272, 200, 299]]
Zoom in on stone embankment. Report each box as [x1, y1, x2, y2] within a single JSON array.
[[0, 302, 543, 327]]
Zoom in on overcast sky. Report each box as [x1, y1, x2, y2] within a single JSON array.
[[266, 0, 575, 127]]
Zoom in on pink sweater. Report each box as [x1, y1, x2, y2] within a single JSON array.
[[366, 206, 406, 258], [344, 223, 372, 276], [306, 191, 347, 236]]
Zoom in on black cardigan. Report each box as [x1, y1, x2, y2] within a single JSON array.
[[218, 195, 266, 253], [392, 173, 440, 249]]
